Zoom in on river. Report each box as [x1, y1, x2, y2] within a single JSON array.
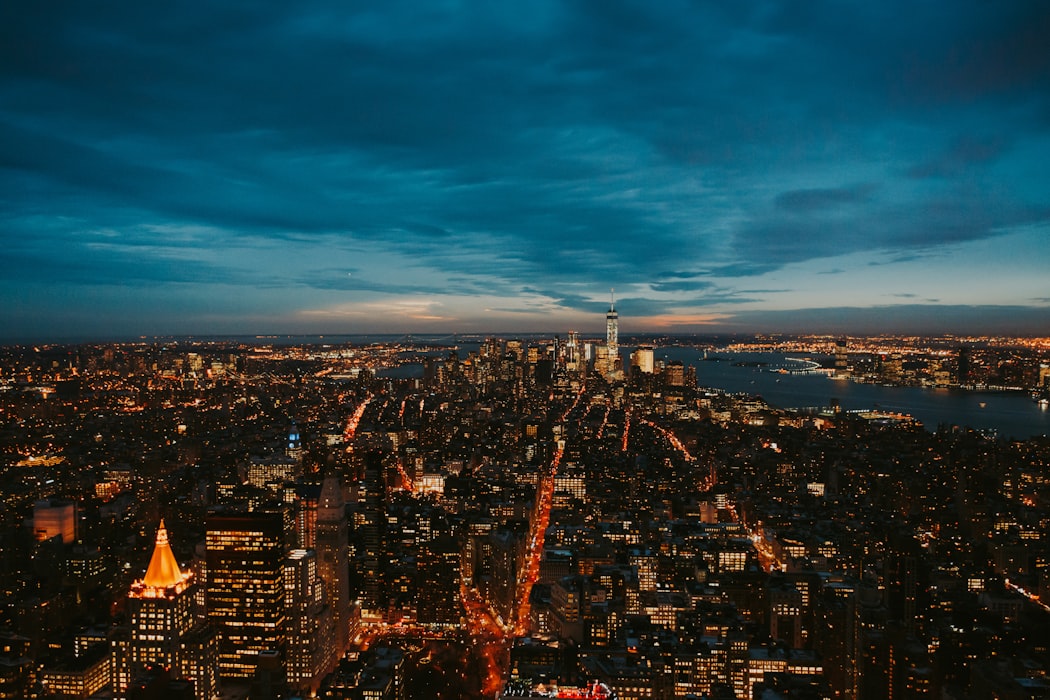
[[648, 348, 1050, 440], [379, 345, 1049, 440]]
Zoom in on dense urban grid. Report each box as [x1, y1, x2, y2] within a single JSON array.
[[3, 310, 1050, 699]]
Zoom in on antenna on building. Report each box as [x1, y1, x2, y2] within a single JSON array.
[[610, 288, 615, 311]]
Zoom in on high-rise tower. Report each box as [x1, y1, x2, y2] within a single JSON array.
[[834, 338, 849, 378], [284, 549, 337, 694], [565, 331, 580, 373], [597, 290, 623, 380], [206, 508, 286, 680], [114, 520, 218, 700], [315, 469, 350, 657]]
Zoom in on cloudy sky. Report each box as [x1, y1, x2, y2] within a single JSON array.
[[3, 1, 1049, 340]]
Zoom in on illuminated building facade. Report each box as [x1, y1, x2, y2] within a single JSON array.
[[416, 536, 462, 628], [114, 521, 217, 700], [629, 346, 654, 375], [285, 482, 321, 549], [286, 421, 303, 460], [206, 508, 286, 680], [596, 293, 623, 380], [247, 455, 302, 493], [552, 471, 586, 509], [284, 549, 336, 694], [835, 338, 850, 377], [663, 361, 684, 387], [565, 331, 581, 373], [40, 646, 109, 700], [33, 499, 76, 544], [501, 680, 616, 699]]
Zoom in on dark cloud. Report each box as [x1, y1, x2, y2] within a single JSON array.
[[1, 0, 1048, 337], [906, 135, 1010, 179], [775, 185, 875, 212], [706, 262, 781, 279], [657, 271, 708, 280], [649, 280, 715, 293], [868, 253, 932, 267], [735, 187, 1047, 267]]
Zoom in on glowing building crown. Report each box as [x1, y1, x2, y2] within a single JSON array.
[[131, 519, 192, 597]]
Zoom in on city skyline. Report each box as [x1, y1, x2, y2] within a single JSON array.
[[3, 1, 1050, 341], [7, 334, 1050, 699]]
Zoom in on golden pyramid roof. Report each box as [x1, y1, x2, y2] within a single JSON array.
[[142, 519, 186, 589]]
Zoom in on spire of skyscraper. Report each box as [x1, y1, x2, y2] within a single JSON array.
[[141, 519, 190, 591]]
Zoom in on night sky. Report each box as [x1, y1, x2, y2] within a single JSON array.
[[3, 1, 1049, 340]]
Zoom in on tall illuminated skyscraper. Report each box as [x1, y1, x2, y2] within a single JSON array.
[[206, 508, 286, 680], [834, 338, 849, 377], [114, 520, 217, 700], [284, 549, 336, 694], [565, 331, 580, 373], [597, 290, 623, 380]]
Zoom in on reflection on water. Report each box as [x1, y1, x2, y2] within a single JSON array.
[[377, 346, 1050, 439], [658, 349, 1050, 440]]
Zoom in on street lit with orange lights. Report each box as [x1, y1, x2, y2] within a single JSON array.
[[513, 442, 564, 636], [621, 408, 631, 452], [638, 417, 694, 461], [343, 396, 372, 447], [596, 404, 611, 440]]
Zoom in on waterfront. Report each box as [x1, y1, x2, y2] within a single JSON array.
[[661, 348, 1050, 440], [381, 346, 1050, 439]]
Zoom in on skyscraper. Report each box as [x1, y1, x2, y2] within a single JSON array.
[[834, 338, 849, 378], [630, 346, 654, 374], [284, 549, 336, 694], [286, 421, 303, 461], [597, 291, 623, 380], [315, 469, 350, 657], [416, 535, 463, 628], [205, 508, 287, 680], [114, 521, 217, 700], [565, 331, 581, 373]]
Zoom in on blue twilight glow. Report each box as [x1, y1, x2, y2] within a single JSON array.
[[1, 1, 1049, 339]]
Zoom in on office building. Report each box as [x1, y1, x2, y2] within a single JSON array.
[[284, 549, 337, 694], [206, 508, 287, 680], [114, 521, 217, 700], [630, 346, 654, 375], [315, 470, 351, 656], [33, 499, 76, 544]]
